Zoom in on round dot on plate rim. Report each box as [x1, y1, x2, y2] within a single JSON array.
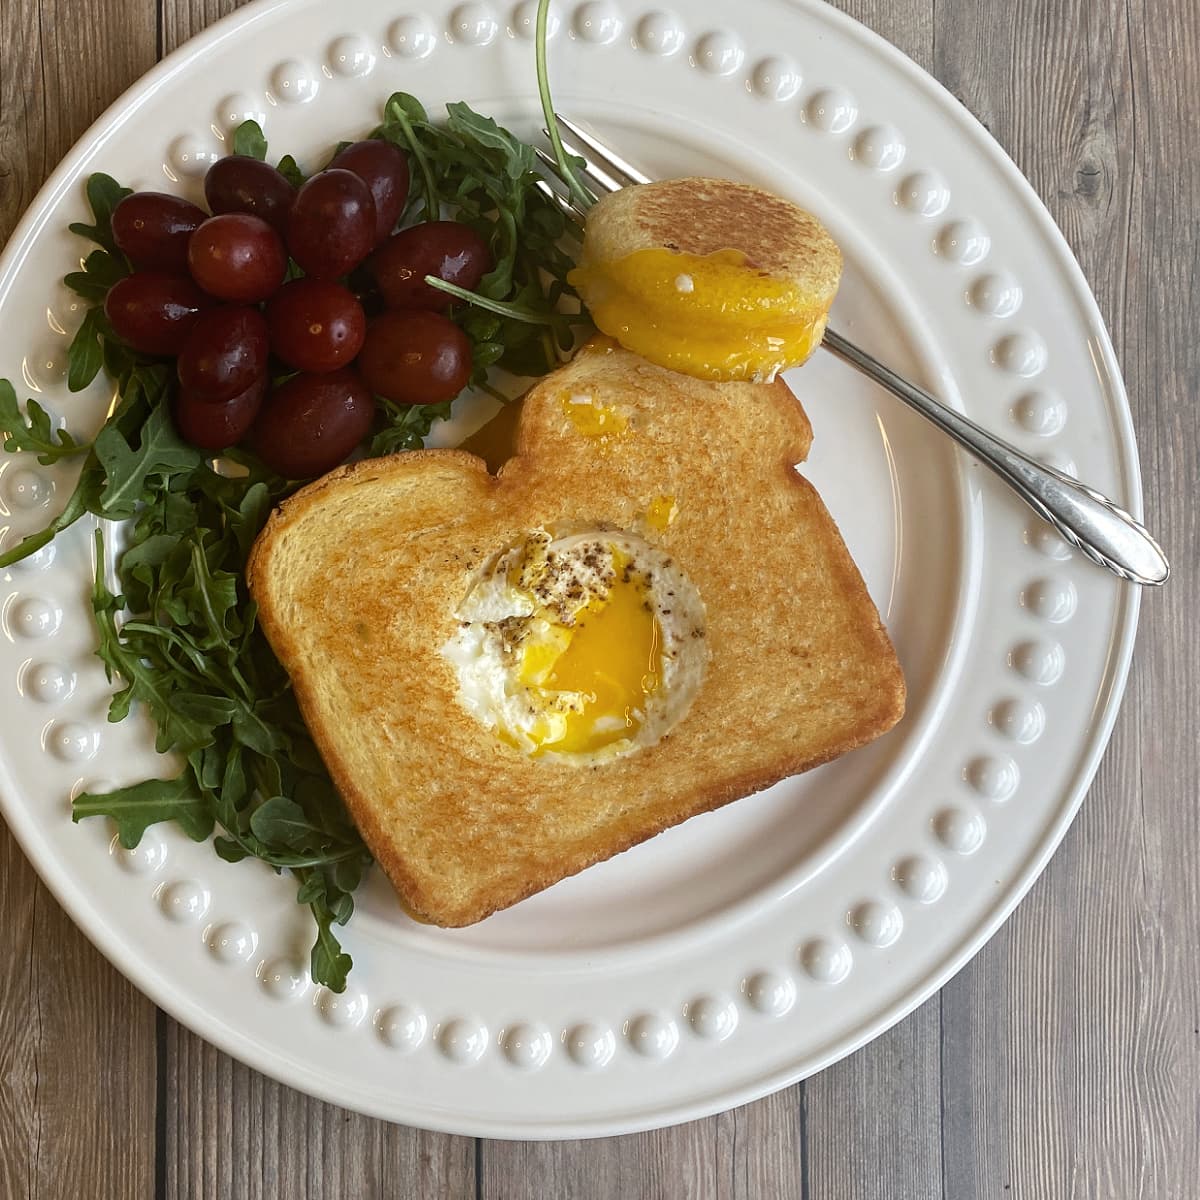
[[46, 720, 99, 762], [439, 1017, 489, 1064], [377, 1004, 428, 1052], [686, 994, 738, 1041], [573, 1, 622, 43], [206, 921, 258, 964], [388, 14, 439, 57], [327, 35, 376, 77], [270, 60, 320, 104], [634, 11, 685, 56], [1025, 521, 1074, 560], [1021, 576, 1078, 623], [798, 937, 853, 984], [851, 125, 906, 171], [23, 660, 76, 704], [934, 219, 990, 265], [932, 806, 986, 855], [992, 331, 1048, 377], [259, 957, 310, 1003], [1012, 390, 1066, 435], [694, 31, 745, 76], [743, 970, 795, 1016], [804, 87, 858, 133], [450, 3, 500, 45], [565, 1022, 616, 1068], [964, 754, 1020, 801], [847, 900, 903, 947], [511, 0, 560, 38], [167, 134, 219, 177], [1009, 637, 1066, 684], [749, 55, 801, 100], [896, 170, 950, 217], [111, 827, 169, 875], [990, 697, 1046, 744], [892, 855, 948, 903], [968, 272, 1023, 317], [6, 467, 56, 511], [316, 987, 370, 1028], [158, 879, 211, 924], [626, 1012, 679, 1059], [215, 92, 268, 135], [501, 1022, 554, 1069], [8, 596, 63, 639]]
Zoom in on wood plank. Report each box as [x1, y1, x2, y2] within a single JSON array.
[[477, 1087, 805, 1199], [162, 1022, 477, 1198], [0, 2, 159, 1198], [935, 0, 1200, 1197]]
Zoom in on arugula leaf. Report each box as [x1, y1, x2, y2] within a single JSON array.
[[0, 381, 91, 464], [276, 154, 306, 188], [370, 398, 452, 456], [64, 248, 129, 301], [67, 173, 133, 256], [93, 403, 202, 517], [68, 307, 107, 391], [74, 773, 214, 849], [232, 119, 268, 160]]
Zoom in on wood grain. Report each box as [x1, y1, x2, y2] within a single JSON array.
[[0, 0, 1196, 1196], [0, 4, 160, 1199]]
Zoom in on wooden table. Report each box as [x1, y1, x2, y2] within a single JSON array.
[[1, 1, 1196, 1195]]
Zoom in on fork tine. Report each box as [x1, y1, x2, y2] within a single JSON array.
[[554, 114, 653, 187], [540, 131, 624, 196], [533, 176, 590, 225]]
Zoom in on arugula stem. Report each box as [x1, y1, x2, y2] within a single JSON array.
[[425, 276, 561, 324], [389, 107, 440, 223], [536, 0, 594, 209]]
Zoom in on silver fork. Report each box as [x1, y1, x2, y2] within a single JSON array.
[[535, 115, 1169, 587]]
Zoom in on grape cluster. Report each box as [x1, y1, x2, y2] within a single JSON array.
[[104, 141, 491, 478]]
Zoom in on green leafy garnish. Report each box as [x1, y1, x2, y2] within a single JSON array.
[[535, 0, 594, 209], [0, 69, 594, 991], [0, 381, 91, 464], [232, 119, 269, 160]]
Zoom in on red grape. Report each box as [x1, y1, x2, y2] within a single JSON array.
[[177, 306, 269, 403], [369, 221, 492, 311], [286, 169, 376, 280], [174, 375, 267, 450], [112, 192, 207, 272], [329, 140, 410, 244], [204, 156, 296, 231], [250, 368, 374, 478], [187, 213, 287, 302], [266, 279, 365, 373], [103, 272, 210, 356], [356, 310, 472, 405]]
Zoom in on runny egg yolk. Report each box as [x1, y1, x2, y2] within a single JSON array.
[[514, 551, 662, 756], [567, 247, 829, 382]]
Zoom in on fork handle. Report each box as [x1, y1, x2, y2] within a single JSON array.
[[821, 328, 1169, 585]]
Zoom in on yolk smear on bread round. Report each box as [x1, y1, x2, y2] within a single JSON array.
[[568, 247, 830, 382]]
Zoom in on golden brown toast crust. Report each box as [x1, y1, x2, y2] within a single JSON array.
[[247, 341, 904, 926]]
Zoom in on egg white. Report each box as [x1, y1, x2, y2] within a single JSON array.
[[442, 528, 707, 765]]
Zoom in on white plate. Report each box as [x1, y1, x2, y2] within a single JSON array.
[[0, 0, 1141, 1137]]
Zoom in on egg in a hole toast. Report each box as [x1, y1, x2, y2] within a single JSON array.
[[247, 338, 904, 926]]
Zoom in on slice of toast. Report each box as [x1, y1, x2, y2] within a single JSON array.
[[247, 339, 904, 925]]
